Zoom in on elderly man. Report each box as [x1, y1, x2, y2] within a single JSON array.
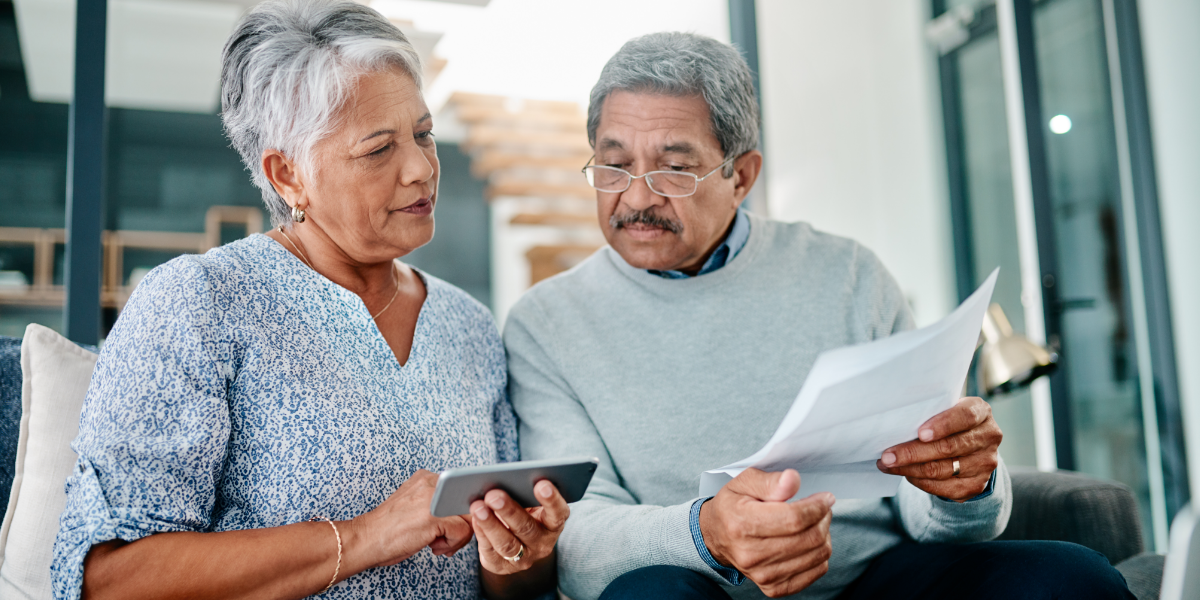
[[505, 32, 1134, 600]]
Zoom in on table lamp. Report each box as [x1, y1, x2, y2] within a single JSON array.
[[978, 303, 1059, 395]]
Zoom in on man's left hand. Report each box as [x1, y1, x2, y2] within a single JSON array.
[[876, 397, 1003, 502]]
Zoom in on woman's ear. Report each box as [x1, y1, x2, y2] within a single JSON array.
[[261, 150, 305, 208], [731, 150, 763, 208]]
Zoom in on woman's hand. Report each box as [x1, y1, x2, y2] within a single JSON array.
[[470, 480, 569, 576], [347, 470, 474, 569]]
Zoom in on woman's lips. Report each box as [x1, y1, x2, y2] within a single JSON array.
[[399, 197, 433, 216]]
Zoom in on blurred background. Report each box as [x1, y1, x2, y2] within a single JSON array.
[[0, 0, 1195, 557]]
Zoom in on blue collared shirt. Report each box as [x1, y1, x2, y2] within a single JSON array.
[[660, 210, 996, 585], [648, 209, 751, 279]]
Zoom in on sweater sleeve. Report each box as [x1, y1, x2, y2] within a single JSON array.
[[849, 243, 1014, 543], [504, 298, 723, 600], [896, 458, 1012, 542]]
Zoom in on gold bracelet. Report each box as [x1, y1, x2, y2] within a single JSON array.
[[310, 517, 342, 594]]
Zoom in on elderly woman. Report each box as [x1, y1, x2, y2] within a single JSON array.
[[49, 1, 564, 599]]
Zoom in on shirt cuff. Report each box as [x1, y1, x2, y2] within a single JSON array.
[[689, 497, 745, 586], [938, 469, 998, 502]]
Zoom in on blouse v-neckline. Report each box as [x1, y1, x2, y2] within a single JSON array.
[[254, 233, 431, 369]]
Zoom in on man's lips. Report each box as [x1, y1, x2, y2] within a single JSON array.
[[619, 223, 672, 240], [399, 197, 433, 215]]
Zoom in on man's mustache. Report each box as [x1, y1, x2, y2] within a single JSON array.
[[609, 209, 683, 235]]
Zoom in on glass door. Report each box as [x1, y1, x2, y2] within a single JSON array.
[[1033, 0, 1154, 545], [932, 0, 1188, 550], [950, 23, 1041, 470]]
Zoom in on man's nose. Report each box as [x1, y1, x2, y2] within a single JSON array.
[[618, 175, 666, 212]]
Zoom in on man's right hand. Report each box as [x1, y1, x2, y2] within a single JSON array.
[[699, 469, 834, 598]]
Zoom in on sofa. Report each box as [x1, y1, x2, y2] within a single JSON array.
[[0, 330, 1167, 599], [999, 467, 1165, 599]]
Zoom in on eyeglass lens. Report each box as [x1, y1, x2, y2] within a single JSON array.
[[585, 166, 698, 197]]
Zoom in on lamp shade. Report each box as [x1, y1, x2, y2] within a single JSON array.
[[978, 303, 1058, 396]]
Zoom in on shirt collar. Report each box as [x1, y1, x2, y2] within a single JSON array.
[[648, 208, 751, 279]]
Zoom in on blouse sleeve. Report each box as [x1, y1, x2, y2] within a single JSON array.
[[51, 256, 234, 600]]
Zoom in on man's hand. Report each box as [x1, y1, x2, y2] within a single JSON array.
[[699, 469, 834, 598], [877, 397, 1003, 502]]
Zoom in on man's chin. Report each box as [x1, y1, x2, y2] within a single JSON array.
[[609, 239, 686, 272]]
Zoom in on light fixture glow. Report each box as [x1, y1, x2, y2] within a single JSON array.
[[1049, 114, 1072, 134]]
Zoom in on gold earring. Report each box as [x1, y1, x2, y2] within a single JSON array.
[[291, 205, 306, 223]]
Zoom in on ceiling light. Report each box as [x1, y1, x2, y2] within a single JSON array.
[[1049, 114, 1072, 134]]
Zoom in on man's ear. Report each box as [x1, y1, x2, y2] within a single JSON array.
[[731, 150, 763, 207], [261, 149, 305, 208]]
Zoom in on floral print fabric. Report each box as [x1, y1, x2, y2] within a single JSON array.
[[51, 234, 515, 599]]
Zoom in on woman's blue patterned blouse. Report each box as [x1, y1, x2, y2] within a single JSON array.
[[51, 234, 517, 599]]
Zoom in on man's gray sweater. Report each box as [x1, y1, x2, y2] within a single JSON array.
[[504, 213, 1012, 600]]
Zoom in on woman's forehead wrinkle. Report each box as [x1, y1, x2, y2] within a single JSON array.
[[341, 78, 427, 147]]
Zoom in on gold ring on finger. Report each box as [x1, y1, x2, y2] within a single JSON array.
[[952, 459, 961, 478], [500, 543, 525, 563]]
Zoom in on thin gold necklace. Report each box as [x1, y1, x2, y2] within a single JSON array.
[[278, 225, 401, 320]]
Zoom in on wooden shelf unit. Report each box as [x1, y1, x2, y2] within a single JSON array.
[[0, 206, 262, 309]]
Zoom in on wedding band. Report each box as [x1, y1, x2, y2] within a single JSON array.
[[952, 460, 961, 477], [500, 543, 525, 563]]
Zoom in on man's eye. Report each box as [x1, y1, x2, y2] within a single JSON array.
[[416, 131, 436, 143]]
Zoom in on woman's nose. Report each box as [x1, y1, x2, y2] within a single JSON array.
[[398, 143, 435, 186]]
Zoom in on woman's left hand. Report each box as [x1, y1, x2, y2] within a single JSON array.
[[470, 480, 568, 575]]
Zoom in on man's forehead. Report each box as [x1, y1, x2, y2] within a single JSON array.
[[594, 91, 719, 156], [595, 137, 700, 156]]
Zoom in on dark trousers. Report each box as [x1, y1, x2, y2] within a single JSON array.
[[598, 540, 1135, 600]]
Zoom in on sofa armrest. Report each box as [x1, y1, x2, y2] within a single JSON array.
[[1116, 552, 1164, 600], [998, 467, 1145, 564]]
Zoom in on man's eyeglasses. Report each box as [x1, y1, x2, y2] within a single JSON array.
[[581, 157, 735, 197]]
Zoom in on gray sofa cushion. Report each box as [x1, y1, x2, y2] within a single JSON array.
[[1000, 467, 1145, 564], [1117, 552, 1165, 600]]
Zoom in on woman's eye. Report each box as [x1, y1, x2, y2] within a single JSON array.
[[415, 131, 435, 144], [368, 144, 391, 157]]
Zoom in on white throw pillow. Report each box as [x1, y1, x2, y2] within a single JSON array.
[[0, 324, 98, 598]]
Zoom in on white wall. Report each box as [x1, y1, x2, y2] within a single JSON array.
[[756, 0, 956, 328], [1139, 0, 1200, 502], [371, 0, 730, 111]]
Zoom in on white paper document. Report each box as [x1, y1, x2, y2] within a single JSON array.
[[698, 268, 999, 500]]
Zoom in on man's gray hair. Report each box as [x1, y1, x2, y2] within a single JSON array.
[[587, 32, 760, 177], [220, 0, 422, 226]]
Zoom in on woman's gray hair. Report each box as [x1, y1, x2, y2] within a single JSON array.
[[220, 0, 422, 226], [587, 32, 760, 177]]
